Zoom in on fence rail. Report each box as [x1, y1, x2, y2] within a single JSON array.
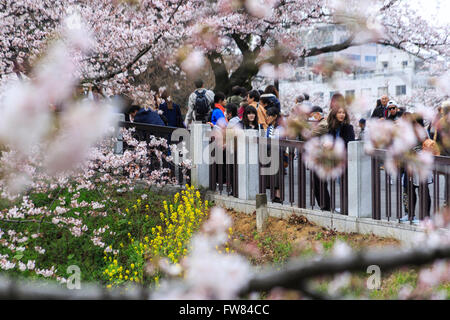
[[370, 149, 450, 222], [204, 127, 449, 223], [257, 137, 348, 214]]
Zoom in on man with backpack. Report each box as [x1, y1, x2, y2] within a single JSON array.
[[185, 79, 214, 128]]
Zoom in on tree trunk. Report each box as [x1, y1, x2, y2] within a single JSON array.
[[207, 52, 231, 94]]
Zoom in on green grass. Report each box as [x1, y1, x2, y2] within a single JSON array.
[[0, 185, 174, 284]]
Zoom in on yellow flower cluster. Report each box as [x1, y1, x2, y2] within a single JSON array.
[[103, 235, 146, 286], [149, 185, 208, 265], [216, 227, 235, 254], [102, 186, 208, 289]]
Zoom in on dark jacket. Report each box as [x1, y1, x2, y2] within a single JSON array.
[[371, 105, 386, 118], [133, 108, 165, 126], [159, 102, 184, 128], [329, 123, 355, 146]]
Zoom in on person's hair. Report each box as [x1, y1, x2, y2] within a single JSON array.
[[266, 107, 280, 117], [311, 106, 323, 114], [260, 96, 275, 109], [330, 93, 346, 111], [296, 94, 305, 104], [226, 103, 238, 118], [113, 94, 133, 112], [441, 100, 450, 115], [239, 87, 248, 98], [258, 89, 264, 96], [402, 111, 412, 120], [327, 105, 350, 131], [242, 105, 258, 128], [266, 107, 281, 127], [231, 86, 241, 96], [248, 90, 260, 102], [214, 92, 226, 104], [194, 79, 204, 89], [150, 84, 159, 94], [413, 114, 425, 127], [303, 93, 310, 101], [160, 90, 173, 109], [264, 85, 279, 98], [127, 105, 140, 114]]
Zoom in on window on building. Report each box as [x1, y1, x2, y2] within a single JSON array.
[[378, 87, 388, 96], [402, 61, 408, 68], [314, 92, 324, 100], [396, 85, 406, 96], [345, 90, 355, 101], [382, 61, 388, 68], [330, 91, 338, 99], [365, 56, 376, 62], [346, 54, 361, 61]]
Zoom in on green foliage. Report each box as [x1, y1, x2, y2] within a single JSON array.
[[273, 241, 292, 264], [0, 185, 172, 284]]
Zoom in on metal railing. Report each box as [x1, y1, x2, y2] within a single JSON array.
[[371, 150, 450, 222], [208, 135, 239, 197], [257, 137, 348, 215]]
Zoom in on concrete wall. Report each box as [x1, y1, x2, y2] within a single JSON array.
[[207, 193, 450, 244]]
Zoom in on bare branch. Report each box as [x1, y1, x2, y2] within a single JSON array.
[[239, 244, 450, 296]]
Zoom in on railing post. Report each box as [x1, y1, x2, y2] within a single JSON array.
[[238, 130, 259, 200], [114, 114, 125, 154], [256, 193, 268, 233], [190, 123, 211, 189], [348, 141, 372, 218]]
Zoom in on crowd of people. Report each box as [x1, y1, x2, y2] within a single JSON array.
[[118, 79, 449, 219]]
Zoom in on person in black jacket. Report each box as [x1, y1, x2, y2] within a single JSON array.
[[124, 105, 140, 122], [371, 95, 389, 119], [327, 102, 355, 146], [159, 90, 184, 128]]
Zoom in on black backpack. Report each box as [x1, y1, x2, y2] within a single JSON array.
[[194, 90, 209, 121]]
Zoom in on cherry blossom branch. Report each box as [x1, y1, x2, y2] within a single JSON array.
[[81, 0, 186, 84], [238, 244, 450, 296]]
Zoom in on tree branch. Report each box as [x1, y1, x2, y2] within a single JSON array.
[[300, 34, 356, 58], [0, 244, 448, 299], [82, 0, 186, 84], [239, 244, 450, 296]]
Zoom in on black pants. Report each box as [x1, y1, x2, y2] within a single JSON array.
[[312, 172, 330, 211], [411, 185, 431, 218]]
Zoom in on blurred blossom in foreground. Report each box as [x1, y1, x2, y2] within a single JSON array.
[[245, 0, 277, 18], [180, 49, 206, 78], [44, 101, 118, 173], [303, 135, 347, 180], [0, 14, 120, 194], [364, 118, 435, 181], [152, 208, 252, 299], [259, 63, 295, 81]]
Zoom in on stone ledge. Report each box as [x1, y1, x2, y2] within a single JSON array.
[[206, 192, 449, 244]]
